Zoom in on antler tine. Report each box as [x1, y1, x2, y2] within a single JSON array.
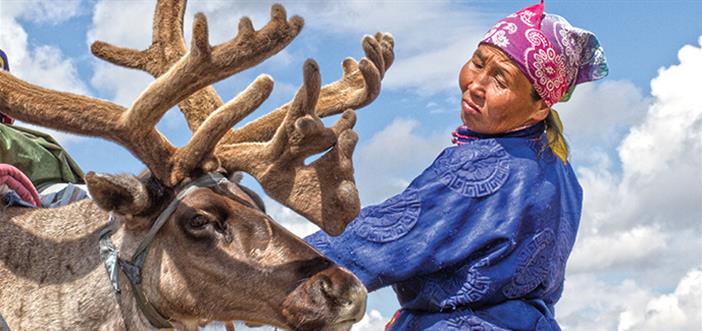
[[313, 32, 395, 116], [265, 60, 326, 161], [93, 0, 221, 135], [91, 0, 187, 76], [90, 42, 150, 71], [93, 3, 304, 138], [119, 7, 301, 131], [0, 72, 178, 183], [151, 0, 188, 53], [216, 60, 361, 235], [221, 32, 395, 145], [171, 75, 273, 184], [0, 69, 274, 188]]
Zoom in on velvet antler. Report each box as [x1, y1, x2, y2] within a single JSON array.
[[88, 0, 395, 234]]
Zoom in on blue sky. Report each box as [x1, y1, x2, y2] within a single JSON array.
[[2, 1, 701, 330]]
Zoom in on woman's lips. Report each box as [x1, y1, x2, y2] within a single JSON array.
[[462, 99, 480, 114]]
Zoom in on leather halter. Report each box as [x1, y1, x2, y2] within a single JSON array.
[[98, 172, 228, 329]]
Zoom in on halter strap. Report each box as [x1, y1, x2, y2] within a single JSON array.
[[99, 172, 228, 329]]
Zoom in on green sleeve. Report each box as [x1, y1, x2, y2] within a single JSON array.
[[0, 124, 84, 188]]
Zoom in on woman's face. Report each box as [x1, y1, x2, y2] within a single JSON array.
[[458, 44, 548, 134]]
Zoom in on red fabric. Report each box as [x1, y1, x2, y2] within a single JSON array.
[[0, 113, 12, 124], [0, 163, 42, 207], [385, 310, 402, 330]]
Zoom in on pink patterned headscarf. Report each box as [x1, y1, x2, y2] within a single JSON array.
[[480, 0, 608, 107]]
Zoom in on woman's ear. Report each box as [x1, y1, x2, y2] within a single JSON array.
[[530, 100, 550, 123]]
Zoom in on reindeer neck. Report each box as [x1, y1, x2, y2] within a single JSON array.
[[112, 272, 165, 331], [0, 200, 109, 286], [0, 201, 168, 330]]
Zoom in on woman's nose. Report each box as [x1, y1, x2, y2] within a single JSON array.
[[466, 75, 487, 105]]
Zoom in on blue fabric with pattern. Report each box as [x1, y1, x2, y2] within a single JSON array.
[[305, 122, 582, 331]]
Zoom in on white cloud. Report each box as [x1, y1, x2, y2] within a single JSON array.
[[558, 274, 655, 330], [264, 197, 321, 238], [86, 1, 153, 50], [352, 309, 389, 331], [568, 225, 668, 273], [211, 310, 390, 331], [557, 80, 651, 165], [183, 0, 488, 98], [573, 36, 702, 234], [0, 2, 86, 94], [558, 36, 702, 330], [292, 1, 489, 96], [384, 41, 476, 96], [622, 268, 702, 331], [355, 118, 449, 204], [0, 0, 83, 25], [86, 1, 156, 107], [558, 268, 702, 331], [295, 1, 487, 53], [0, 0, 88, 145]]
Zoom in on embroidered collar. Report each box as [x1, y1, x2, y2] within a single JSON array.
[[451, 121, 545, 145]]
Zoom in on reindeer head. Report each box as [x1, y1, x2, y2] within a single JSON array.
[[88, 170, 367, 330], [0, 0, 394, 329]]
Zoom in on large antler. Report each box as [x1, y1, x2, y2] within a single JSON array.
[[92, 1, 394, 143], [0, 1, 304, 188], [90, 0, 394, 234], [217, 60, 360, 235], [0, 63, 272, 189], [229, 32, 394, 144]]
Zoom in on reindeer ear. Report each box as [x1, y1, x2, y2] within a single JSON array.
[[85, 172, 151, 216]]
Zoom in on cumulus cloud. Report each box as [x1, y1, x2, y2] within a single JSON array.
[[294, 1, 489, 95], [85, 1, 157, 105], [573, 36, 702, 235], [622, 268, 702, 331], [223, 310, 390, 331], [86, 1, 489, 98], [352, 310, 390, 331], [558, 36, 702, 330], [0, 0, 86, 94], [86, 1, 153, 49], [557, 80, 651, 165], [558, 267, 702, 331], [568, 225, 669, 273], [0, 0, 83, 25], [355, 118, 449, 204], [0, 0, 88, 145], [263, 197, 321, 238], [558, 274, 658, 330]]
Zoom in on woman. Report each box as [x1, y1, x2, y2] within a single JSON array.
[[306, 1, 608, 330]]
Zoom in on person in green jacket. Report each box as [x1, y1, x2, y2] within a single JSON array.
[[0, 48, 87, 208]]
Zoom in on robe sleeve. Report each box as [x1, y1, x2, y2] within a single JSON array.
[[305, 141, 520, 292]]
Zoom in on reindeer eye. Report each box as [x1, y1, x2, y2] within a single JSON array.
[[190, 214, 209, 228]]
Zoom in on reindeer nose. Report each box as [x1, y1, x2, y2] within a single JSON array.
[[282, 265, 367, 330], [311, 267, 367, 323]]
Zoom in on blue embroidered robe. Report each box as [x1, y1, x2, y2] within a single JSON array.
[[305, 122, 582, 331]]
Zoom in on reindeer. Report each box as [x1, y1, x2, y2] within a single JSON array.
[[0, 0, 394, 330]]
